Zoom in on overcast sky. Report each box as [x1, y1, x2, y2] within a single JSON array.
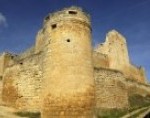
[[0, 0, 150, 82]]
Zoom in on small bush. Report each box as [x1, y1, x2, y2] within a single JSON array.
[[129, 94, 150, 109], [15, 111, 41, 118]]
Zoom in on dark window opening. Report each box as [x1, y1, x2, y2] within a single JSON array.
[[66, 39, 71, 42], [51, 24, 57, 29], [20, 62, 23, 65], [68, 11, 77, 15]]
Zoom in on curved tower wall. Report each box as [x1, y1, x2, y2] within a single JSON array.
[[41, 7, 95, 118]]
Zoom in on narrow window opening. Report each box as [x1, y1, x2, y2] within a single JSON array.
[[68, 11, 77, 15], [20, 62, 23, 65], [66, 39, 70, 42], [51, 24, 57, 29]]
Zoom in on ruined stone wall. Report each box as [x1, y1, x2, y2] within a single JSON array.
[[2, 52, 43, 112], [94, 67, 150, 110], [95, 30, 147, 83], [94, 68, 129, 109], [93, 51, 109, 68], [95, 30, 130, 71]]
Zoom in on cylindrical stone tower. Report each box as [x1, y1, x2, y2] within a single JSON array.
[[41, 6, 95, 118]]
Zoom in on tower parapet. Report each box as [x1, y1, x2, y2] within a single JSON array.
[[35, 6, 91, 53], [44, 6, 91, 28]]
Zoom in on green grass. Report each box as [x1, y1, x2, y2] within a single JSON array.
[[95, 108, 128, 118], [95, 94, 150, 118], [14, 94, 150, 118], [128, 108, 149, 118], [15, 111, 41, 118], [129, 94, 150, 109]]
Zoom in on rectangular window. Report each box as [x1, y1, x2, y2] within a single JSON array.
[[51, 24, 57, 29]]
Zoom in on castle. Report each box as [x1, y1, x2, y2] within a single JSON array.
[[0, 6, 150, 118]]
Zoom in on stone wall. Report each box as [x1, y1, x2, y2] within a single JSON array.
[[94, 67, 129, 109], [0, 53, 5, 76], [94, 66, 150, 110], [17, 46, 35, 60], [0, 79, 2, 104], [2, 52, 43, 112], [127, 64, 146, 83], [95, 30, 147, 83], [93, 51, 109, 68], [95, 30, 130, 71], [125, 79, 150, 97], [0, 53, 16, 77]]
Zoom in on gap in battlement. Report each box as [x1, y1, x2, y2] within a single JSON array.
[[68, 10, 77, 15]]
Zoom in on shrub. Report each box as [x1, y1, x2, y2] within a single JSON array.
[[15, 111, 41, 118], [129, 94, 150, 109]]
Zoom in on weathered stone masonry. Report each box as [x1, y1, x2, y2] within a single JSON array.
[[2, 52, 43, 111], [94, 68, 129, 109], [0, 6, 149, 118]]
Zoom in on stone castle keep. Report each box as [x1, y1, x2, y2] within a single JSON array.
[[0, 6, 150, 118]]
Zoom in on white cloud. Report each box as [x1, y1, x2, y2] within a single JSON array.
[[0, 13, 7, 27]]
